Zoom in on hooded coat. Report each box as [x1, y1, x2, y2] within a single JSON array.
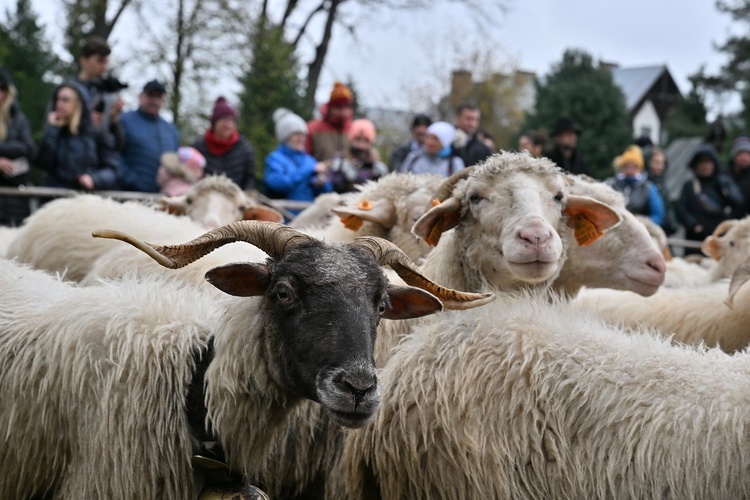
[[36, 81, 120, 190], [676, 144, 745, 250], [0, 99, 35, 225]]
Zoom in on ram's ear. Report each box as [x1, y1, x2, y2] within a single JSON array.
[[726, 256, 750, 308], [382, 283, 442, 320], [332, 199, 397, 231], [205, 262, 271, 296], [564, 195, 622, 246], [411, 197, 462, 247], [243, 205, 285, 223], [160, 195, 188, 215]]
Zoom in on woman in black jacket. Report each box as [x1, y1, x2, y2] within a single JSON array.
[[676, 144, 746, 255], [0, 69, 35, 226], [37, 81, 120, 191]]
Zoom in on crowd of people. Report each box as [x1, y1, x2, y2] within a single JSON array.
[[1, 37, 750, 253]]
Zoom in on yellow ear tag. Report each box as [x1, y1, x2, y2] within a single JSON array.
[[573, 213, 603, 246], [431, 199, 441, 207], [356, 199, 373, 210], [340, 215, 365, 231]]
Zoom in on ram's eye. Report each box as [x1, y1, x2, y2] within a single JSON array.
[[276, 288, 293, 303], [730, 240, 735, 247], [238, 205, 247, 213], [554, 192, 564, 202], [186, 197, 193, 205], [468, 193, 483, 204], [378, 300, 387, 315]]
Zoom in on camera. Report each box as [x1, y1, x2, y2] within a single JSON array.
[[93, 75, 129, 94]]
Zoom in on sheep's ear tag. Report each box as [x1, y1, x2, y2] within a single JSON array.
[[339, 215, 364, 231], [572, 214, 603, 246], [357, 199, 373, 210]]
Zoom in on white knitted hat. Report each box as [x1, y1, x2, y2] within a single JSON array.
[[427, 121, 456, 148], [273, 108, 308, 142]]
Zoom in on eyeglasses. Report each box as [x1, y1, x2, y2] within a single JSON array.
[[56, 96, 74, 103]]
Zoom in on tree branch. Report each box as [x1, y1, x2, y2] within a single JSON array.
[[292, 0, 326, 48]]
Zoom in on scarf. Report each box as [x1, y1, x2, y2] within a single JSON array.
[[204, 129, 239, 156]]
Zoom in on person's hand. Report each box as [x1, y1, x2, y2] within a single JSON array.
[[111, 97, 124, 122], [0, 157, 13, 176], [91, 111, 103, 127], [78, 174, 95, 190], [47, 111, 63, 127]]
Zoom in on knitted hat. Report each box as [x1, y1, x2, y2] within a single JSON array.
[[348, 119, 376, 143], [616, 145, 644, 171], [210, 97, 238, 125], [273, 108, 308, 142], [427, 121, 456, 148], [730, 136, 750, 160], [177, 146, 206, 173], [329, 82, 353, 107]]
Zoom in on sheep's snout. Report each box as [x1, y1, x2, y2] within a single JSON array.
[[625, 252, 667, 296], [517, 225, 553, 249], [317, 363, 381, 429], [503, 217, 563, 282]]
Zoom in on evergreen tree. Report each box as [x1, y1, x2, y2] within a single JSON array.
[[238, 21, 305, 183], [663, 77, 709, 141], [0, 0, 64, 139], [713, 0, 750, 133], [523, 49, 632, 180]]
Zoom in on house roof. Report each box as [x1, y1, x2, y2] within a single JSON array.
[[610, 65, 669, 110]]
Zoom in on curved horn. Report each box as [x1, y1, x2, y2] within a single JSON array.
[[92, 221, 312, 269], [351, 236, 495, 310], [433, 166, 476, 202]]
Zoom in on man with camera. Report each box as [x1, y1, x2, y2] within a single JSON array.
[[74, 36, 126, 151]]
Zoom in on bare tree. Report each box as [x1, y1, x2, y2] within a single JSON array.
[[63, 0, 135, 59], [271, 0, 509, 113]]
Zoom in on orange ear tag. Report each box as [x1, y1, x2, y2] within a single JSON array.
[[573, 213, 603, 246], [356, 199, 373, 210], [431, 199, 441, 207], [340, 216, 364, 231]]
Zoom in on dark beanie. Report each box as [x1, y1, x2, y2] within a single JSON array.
[[211, 97, 238, 125], [0, 69, 13, 89]]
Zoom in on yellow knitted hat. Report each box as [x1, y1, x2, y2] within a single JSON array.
[[616, 145, 644, 171]]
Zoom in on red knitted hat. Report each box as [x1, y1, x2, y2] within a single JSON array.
[[211, 97, 238, 124], [328, 82, 353, 107]]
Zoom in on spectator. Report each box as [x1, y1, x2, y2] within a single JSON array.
[[329, 119, 389, 193], [476, 128, 496, 154], [36, 81, 119, 191], [604, 145, 665, 226], [156, 146, 206, 197], [389, 114, 431, 172], [545, 117, 589, 175], [398, 121, 464, 176], [306, 81, 353, 162], [676, 144, 745, 255], [645, 146, 676, 234], [264, 108, 332, 212], [453, 103, 492, 167], [0, 69, 35, 226], [728, 136, 750, 214], [73, 36, 126, 151], [518, 130, 546, 158], [192, 97, 256, 191], [119, 80, 179, 192]]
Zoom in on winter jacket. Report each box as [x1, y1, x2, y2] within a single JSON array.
[[389, 140, 419, 173], [399, 148, 465, 177], [305, 104, 352, 162], [677, 145, 745, 248], [36, 81, 120, 190], [192, 135, 256, 191], [545, 146, 589, 176], [263, 144, 333, 212], [119, 108, 180, 192], [0, 99, 35, 225], [605, 173, 666, 226], [455, 134, 492, 167]]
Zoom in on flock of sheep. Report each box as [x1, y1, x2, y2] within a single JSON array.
[[2, 153, 750, 499]]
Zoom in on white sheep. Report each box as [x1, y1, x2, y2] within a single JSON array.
[[0, 225, 20, 257], [0, 222, 492, 499], [701, 216, 750, 281], [342, 292, 750, 499], [159, 174, 284, 229]]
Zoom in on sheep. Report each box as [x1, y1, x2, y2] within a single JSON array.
[[159, 174, 284, 229], [0, 221, 493, 499], [294, 172, 444, 263], [701, 217, 750, 281], [289, 192, 344, 229], [341, 291, 750, 499], [0, 225, 20, 257], [6, 194, 208, 281], [550, 176, 666, 297], [411, 152, 622, 294]]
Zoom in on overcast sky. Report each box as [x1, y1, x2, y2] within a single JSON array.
[[28, 0, 738, 115]]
